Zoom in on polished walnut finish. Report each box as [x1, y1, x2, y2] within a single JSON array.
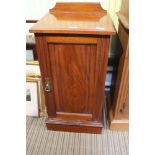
[[30, 2, 115, 133], [30, 3, 115, 35], [107, 0, 129, 130]]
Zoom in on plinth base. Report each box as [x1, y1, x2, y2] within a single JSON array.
[[45, 117, 103, 134], [109, 110, 129, 130], [106, 93, 129, 131]]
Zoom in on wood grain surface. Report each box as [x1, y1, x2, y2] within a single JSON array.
[[29, 3, 115, 35], [107, 0, 129, 130], [32, 2, 115, 133]]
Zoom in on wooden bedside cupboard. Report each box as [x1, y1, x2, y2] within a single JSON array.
[[30, 2, 115, 133]]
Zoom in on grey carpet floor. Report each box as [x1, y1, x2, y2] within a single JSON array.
[[26, 117, 128, 155]]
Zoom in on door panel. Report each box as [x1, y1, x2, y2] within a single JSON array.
[[48, 43, 97, 118]]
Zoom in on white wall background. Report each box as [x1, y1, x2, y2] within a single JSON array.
[[26, 0, 122, 30]]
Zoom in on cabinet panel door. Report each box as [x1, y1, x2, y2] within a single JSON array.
[[48, 43, 97, 121]]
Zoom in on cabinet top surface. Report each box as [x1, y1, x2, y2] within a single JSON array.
[[29, 3, 115, 35]]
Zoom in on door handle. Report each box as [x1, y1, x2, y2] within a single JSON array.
[[45, 77, 51, 92]]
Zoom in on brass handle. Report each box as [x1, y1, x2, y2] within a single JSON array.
[[45, 77, 51, 92]]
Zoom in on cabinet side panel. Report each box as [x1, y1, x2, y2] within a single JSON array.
[[93, 37, 110, 121]]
